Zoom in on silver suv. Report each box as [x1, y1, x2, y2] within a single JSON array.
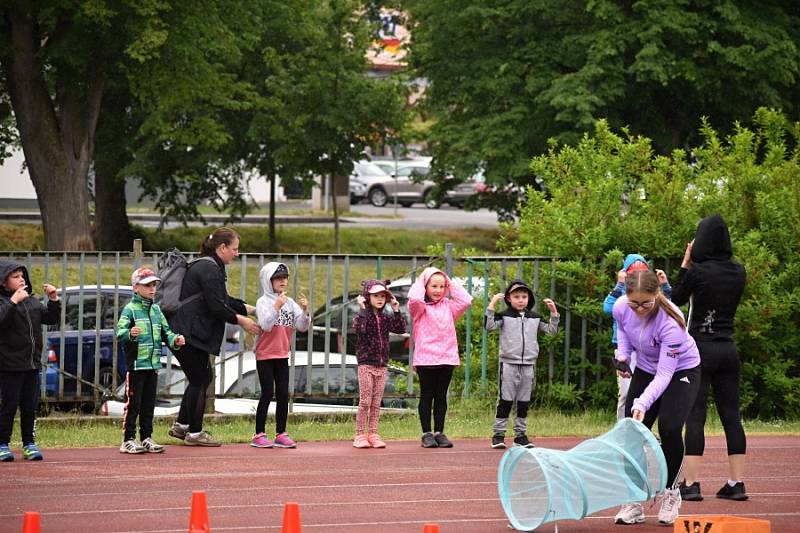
[[355, 158, 441, 208]]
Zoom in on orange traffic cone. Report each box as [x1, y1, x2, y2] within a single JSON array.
[[188, 491, 210, 533], [422, 524, 440, 533], [281, 502, 302, 533], [22, 512, 40, 533]]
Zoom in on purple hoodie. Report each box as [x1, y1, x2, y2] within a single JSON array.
[[612, 296, 700, 414]]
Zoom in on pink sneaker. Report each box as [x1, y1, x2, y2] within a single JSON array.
[[274, 432, 296, 448], [250, 432, 273, 448], [368, 434, 386, 448], [353, 434, 370, 448]]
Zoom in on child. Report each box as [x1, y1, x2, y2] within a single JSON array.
[[252, 262, 309, 449], [116, 267, 185, 454], [352, 280, 407, 448], [485, 280, 559, 449], [407, 267, 472, 448], [0, 261, 60, 462], [602, 254, 672, 420]]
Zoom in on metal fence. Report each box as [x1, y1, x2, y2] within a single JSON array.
[[4, 245, 619, 411]]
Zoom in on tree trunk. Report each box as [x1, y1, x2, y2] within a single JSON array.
[[268, 170, 277, 252], [2, 5, 103, 251], [331, 173, 341, 253], [94, 168, 133, 251]]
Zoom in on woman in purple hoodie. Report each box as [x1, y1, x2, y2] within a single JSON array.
[[611, 269, 701, 527]]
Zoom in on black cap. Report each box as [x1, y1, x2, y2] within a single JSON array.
[[271, 264, 289, 279]]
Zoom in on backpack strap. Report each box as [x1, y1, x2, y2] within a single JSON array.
[[180, 256, 219, 306]]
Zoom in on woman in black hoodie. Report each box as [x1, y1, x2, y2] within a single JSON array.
[[671, 215, 748, 502]]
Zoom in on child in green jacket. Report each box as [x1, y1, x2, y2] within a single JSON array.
[[116, 267, 185, 454]]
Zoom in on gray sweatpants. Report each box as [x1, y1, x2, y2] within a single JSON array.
[[492, 363, 535, 436]]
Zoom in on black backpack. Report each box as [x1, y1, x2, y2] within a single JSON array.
[[155, 248, 214, 317]]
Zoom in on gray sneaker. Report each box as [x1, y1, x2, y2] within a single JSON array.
[[141, 437, 165, 453], [168, 422, 188, 440], [184, 431, 222, 447]]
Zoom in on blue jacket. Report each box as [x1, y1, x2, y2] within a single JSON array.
[[603, 254, 672, 345]]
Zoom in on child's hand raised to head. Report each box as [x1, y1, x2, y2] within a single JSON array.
[[390, 295, 400, 312], [617, 270, 627, 284], [356, 295, 366, 309], [543, 298, 559, 316], [130, 326, 142, 338], [655, 269, 668, 285], [297, 293, 308, 312], [175, 335, 186, 346], [43, 284, 59, 301], [488, 293, 505, 310]]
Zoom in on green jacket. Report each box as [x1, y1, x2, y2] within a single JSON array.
[[116, 294, 181, 370]]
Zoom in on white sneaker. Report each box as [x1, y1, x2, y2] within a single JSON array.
[[141, 437, 165, 453], [119, 439, 145, 454], [658, 488, 681, 525], [614, 502, 645, 525]]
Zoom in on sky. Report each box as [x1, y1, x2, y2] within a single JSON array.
[[0, 149, 37, 199]]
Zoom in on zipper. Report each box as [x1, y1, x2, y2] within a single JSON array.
[[520, 315, 526, 363], [22, 301, 36, 369]]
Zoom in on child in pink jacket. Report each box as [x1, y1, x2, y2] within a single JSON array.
[[408, 267, 473, 448]]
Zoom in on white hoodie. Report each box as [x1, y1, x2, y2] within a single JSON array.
[[255, 262, 310, 360]]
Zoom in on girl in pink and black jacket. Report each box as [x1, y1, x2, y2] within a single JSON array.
[[408, 267, 472, 448], [352, 279, 406, 449]]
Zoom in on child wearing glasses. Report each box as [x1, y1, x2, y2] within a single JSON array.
[[611, 269, 700, 527], [603, 255, 672, 419]]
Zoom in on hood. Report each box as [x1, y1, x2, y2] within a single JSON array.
[[418, 267, 451, 302], [622, 254, 647, 271], [504, 279, 535, 310], [361, 279, 392, 303], [259, 262, 289, 296], [0, 260, 33, 297], [691, 215, 732, 262]]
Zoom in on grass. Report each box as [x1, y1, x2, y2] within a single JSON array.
[[11, 398, 800, 449]]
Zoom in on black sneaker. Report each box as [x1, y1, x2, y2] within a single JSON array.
[[434, 433, 453, 448], [513, 435, 535, 448], [716, 481, 748, 501], [491, 433, 506, 449], [421, 432, 438, 448], [679, 481, 704, 501]]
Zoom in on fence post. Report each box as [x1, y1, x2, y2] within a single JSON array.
[[463, 260, 473, 397], [132, 239, 143, 269], [445, 243, 454, 277]]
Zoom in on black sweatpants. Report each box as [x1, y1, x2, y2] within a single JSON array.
[[626, 365, 700, 487], [123, 370, 158, 441], [684, 339, 747, 456], [417, 365, 454, 434], [255, 358, 290, 435], [174, 344, 213, 433], [0, 369, 40, 445]]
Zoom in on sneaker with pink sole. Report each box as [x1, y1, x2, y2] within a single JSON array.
[[274, 432, 296, 448], [368, 434, 386, 448], [353, 434, 370, 448], [250, 433, 273, 448]]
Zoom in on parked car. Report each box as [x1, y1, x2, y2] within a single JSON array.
[[100, 351, 408, 416], [349, 160, 391, 204], [351, 158, 441, 208], [444, 169, 485, 208]]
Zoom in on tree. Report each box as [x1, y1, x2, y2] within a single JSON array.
[[404, 0, 800, 203]]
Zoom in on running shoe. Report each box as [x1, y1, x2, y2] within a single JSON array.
[[679, 481, 703, 501], [22, 443, 43, 461], [658, 487, 681, 525], [368, 434, 386, 448], [273, 432, 296, 448], [168, 421, 188, 440], [614, 503, 645, 525], [434, 433, 453, 448], [250, 433, 274, 448], [119, 439, 145, 454], [491, 433, 506, 449], [141, 438, 165, 453], [184, 431, 222, 447], [0, 444, 14, 462], [353, 434, 370, 448], [716, 481, 748, 501], [420, 432, 438, 448], [513, 434, 535, 448]]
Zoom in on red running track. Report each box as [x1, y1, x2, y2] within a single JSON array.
[[1, 435, 798, 532]]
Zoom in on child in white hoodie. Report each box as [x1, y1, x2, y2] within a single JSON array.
[[251, 263, 309, 448]]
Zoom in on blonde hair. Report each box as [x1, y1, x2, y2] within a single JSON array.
[[625, 270, 686, 329]]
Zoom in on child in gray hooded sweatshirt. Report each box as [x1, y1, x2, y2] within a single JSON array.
[[485, 279, 559, 449]]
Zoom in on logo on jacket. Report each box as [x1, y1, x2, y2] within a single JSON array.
[[275, 307, 295, 327], [680, 376, 690, 384]]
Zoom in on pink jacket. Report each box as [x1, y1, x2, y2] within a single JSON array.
[[407, 267, 473, 368]]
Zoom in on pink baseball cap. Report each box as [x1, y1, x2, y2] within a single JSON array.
[[131, 267, 161, 286], [367, 283, 391, 295]]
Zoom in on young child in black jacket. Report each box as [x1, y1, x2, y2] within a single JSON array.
[[0, 260, 61, 462]]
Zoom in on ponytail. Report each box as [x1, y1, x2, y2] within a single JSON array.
[[626, 269, 686, 329], [199, 227, 240, 256], [655, 292, 686, 329]]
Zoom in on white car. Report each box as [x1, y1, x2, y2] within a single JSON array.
[[101, 350, 407, 416]]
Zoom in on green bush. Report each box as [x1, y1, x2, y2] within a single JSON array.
[[511, 108, 800, 419]]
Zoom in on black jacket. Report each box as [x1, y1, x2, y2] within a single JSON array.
[[170, 253, 246, 355], [671, 215, 746, 341], [0, 260, 61, 371]]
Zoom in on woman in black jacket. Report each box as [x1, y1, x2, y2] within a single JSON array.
[[168, 228, 261, 446], [671, 215, 749, 501]]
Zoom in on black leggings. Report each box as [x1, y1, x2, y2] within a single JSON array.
[[684, 340, 747, 456], [0, 370, 39, 445], [123, 370, 158, 441], [417, 365, 454, 434], [255, 358, 290, 435], [626, 365, 700, 487], [175, 345, 214, 433]]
